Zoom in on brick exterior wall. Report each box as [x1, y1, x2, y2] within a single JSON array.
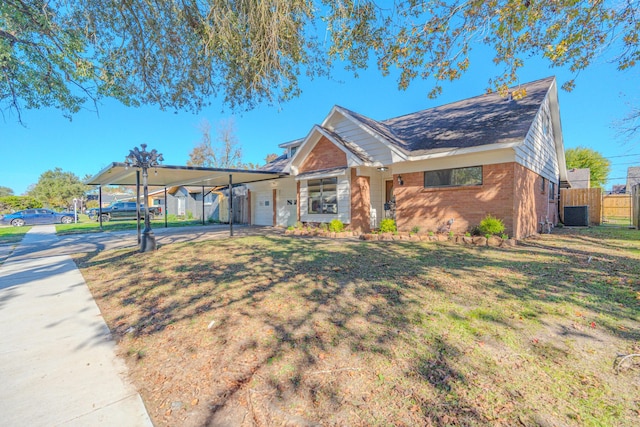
[[350, 169, 371, 232], [299, 137, 347, 173], [513, 163, 559, 238], [394, 162, 556, 239]]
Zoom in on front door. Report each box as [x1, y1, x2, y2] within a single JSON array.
[[254, 192, 273, 226], [385, 180, 395, 219]]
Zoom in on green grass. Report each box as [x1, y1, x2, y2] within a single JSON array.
[[0, 225, 32, 244], [55, 214, 214, 235]]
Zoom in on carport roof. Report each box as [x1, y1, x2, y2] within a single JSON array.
[[85, 163, 287, 187]]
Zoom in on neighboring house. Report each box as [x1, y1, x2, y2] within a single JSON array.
[[567, 168, 590, 189], [146, 185, 248, 222], [626, 167, 640, 194], [246, 76, 569, 239], [609, 184, 627, 195]]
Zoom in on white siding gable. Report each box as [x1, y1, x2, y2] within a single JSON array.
[[328, 113, 397, 165], [515, 96, 560, 181]]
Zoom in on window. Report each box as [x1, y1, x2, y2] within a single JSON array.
[[424, 166, 482, 188], [308, 178, 338, 214], [549, 181, 555, 200], [541, 177, 546, 192], [290, 146, 298, 158]]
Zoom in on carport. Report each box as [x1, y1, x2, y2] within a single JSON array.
[[85, 163, 286, 238]]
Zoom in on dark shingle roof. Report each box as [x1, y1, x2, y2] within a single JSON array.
[[258, 153, 290, 173], [340, 76, 555, 155]]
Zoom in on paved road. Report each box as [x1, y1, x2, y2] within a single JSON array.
[[0, 223, 277, 426]]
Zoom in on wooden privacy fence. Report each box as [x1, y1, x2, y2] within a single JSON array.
[[602, 194, 632, 220], [559, 188, 602, 225]]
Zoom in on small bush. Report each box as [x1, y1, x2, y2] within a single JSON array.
[[379, 218, 397, 233], [328, 219, 345, 232], [478, 215, 505, 236], [186, 210, 194, 220], [411, 226, 421, 234], [501, 233, 509, 240], [167, 213, 179, 221], [295, 221, 303, 229], [465, 231, 471, 237], [320, 222, 329, 231]]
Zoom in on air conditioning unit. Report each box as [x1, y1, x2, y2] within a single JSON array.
[[564, 206, 589, 227]]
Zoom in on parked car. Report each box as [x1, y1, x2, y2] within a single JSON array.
[[95, 201, 162, 222], [0, 209, 75, 226]]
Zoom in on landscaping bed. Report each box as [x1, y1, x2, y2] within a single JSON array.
[[76, 227, 640, 426]]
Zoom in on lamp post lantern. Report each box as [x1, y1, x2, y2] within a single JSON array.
[[125, 144, 164, 252]]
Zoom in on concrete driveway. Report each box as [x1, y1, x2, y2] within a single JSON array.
[[0, 223, 277, 426]]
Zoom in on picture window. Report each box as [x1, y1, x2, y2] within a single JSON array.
[[424, 166, 482, 188]]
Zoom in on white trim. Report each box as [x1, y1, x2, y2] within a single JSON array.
[[295, 168, 347, 181], [406, 140, 522, 162], [288, 125, 363, 175]]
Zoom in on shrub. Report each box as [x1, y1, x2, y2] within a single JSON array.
[[411, 226, 421, 234], [328, 219, 345, 232], [167, 213, 179, 221], [478, 215, 505, 236], [501, 233, 509, 240], [379, 218, 397, 233], [295, 221, 303, 229], [186, 210, 194, 220]]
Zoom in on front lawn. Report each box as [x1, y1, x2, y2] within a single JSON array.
[[56, 215, 211, 235], [76, 227, 640, 426], [0, 225, 32, 244]]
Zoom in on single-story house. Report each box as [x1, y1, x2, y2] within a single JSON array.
[[567, 168, 590, 189], [146, 186, 248, 223], [246, 76, 569, 240], [626, 167, 640, 194]]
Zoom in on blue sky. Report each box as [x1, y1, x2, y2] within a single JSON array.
[[1, 45, 638, 195]]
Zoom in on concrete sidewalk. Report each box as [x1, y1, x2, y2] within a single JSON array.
[[0, 225, 152, 426]]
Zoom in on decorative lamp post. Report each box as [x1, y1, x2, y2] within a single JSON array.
[[125, 144, 164, 252]]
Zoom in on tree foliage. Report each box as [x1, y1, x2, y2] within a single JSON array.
[[27, 167, 88, 209], [565, 146, 611, 189], [0, 195, 42, 213], [3, 1, 639, 122], [0, 186, 14, 197]]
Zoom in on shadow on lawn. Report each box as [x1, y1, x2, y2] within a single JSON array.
[[75, 231, 640, 425]]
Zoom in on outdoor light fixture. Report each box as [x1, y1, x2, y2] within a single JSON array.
[[124, 144, 164, 252], [397, 175, 404, 186], [377, 166, 389, 171]]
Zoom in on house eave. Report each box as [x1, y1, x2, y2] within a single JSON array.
[[406, 140, 522, 162]]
